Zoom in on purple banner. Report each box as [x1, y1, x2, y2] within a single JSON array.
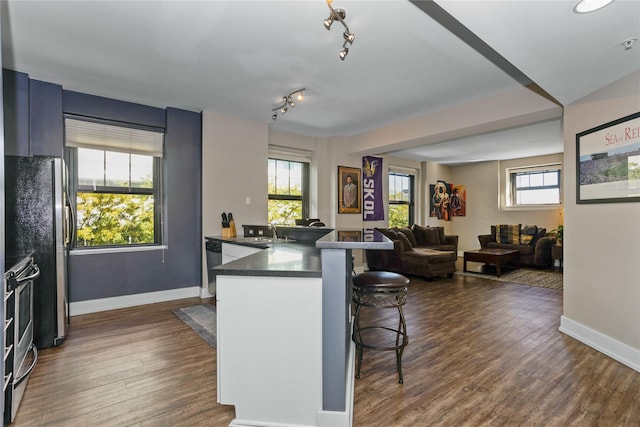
[[362, 156, 384, 221]]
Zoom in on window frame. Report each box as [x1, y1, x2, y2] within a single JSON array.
[[506, 163, 562, 208], [388, 171, 415, 227], [268, 157, 310, 224], [65, 119, 165, 249]]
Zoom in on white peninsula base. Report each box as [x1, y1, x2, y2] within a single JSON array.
[[217, 275, 355, 427]]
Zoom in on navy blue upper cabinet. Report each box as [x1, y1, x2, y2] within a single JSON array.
[[3, 69, 30, 157], [2, 70, 64, 157], [29, 79, 63, 157]]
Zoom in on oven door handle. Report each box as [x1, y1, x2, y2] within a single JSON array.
[[16, 264, 40, 284], [14, 344, 38, 387]]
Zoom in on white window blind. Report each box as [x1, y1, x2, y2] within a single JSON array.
[[65, 118, 164, 157], [268, 145, 312, 163]]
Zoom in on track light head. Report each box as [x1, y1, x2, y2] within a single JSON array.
[[288, 98, 295, 108], [339, 46, 349, 60], [272, 113, 278, 121], [324, 9, 346, 30], [343, 31, 355, 44]]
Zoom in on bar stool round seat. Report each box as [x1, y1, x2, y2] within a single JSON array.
[[352, 271, 410, 384]]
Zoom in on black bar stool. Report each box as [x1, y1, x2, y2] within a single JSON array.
[[352, 271, 410, 383]]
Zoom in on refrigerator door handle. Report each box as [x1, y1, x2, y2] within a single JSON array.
[[65, 191, 76, 247]]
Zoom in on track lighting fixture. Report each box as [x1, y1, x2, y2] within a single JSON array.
[[271, 88, 306, 121], [324, 0, 354, 61]]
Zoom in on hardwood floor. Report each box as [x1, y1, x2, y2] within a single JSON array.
[[12, 272, 640, 426]]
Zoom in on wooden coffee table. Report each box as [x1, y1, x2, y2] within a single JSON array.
[[463, 248, 520, 277]]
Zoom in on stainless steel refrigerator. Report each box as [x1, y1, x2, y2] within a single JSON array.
[[5, 155, 71, 349]]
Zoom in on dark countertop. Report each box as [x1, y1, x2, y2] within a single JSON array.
[[206, 228, 391, 278], [212, 244, 322, 278], [205, 235, 285, 249]]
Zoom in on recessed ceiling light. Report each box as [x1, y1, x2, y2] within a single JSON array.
[[573, 0, 615, 13]]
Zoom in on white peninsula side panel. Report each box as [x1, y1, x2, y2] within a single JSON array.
[[216, 274, 323, 427]]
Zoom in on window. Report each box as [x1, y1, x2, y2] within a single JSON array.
[[65, 118, 164, 248], [388, 172, 414, 227], [507, 165, 561, 206], [268, 158, 309, 225]]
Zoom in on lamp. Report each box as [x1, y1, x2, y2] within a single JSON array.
[[323, 0, 355, 61], [271, 88, 306, 121]]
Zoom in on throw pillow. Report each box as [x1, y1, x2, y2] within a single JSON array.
[[520, 225, 538, 245], [530, 228, 546, 246], [398, 227, 417, 247], [411, 224, 429, 245], [490, 225, 497, 242], [376, 228, 398, 241], [395, 232, 413, 251], [433, 226, 446, 245], [496, 224, 521, 245], [411, 224, 440, 246]]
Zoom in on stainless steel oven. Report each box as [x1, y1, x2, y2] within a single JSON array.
[[4, 253, 39, 424]]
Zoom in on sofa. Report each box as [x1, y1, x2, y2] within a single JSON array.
[[366, 225, 458, 280], [477, 224, 555, 268]]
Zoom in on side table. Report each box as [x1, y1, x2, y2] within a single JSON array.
[[551, 244, 563, 269]]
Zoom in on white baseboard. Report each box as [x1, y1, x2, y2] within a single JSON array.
[[70, 286, 203, 316], [200, 287, 215, 299], [559, 315, 640, 373]]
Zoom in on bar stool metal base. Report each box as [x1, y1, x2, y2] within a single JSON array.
[[352, 271, 409, 384]]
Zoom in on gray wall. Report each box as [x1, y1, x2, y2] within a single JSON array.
[[61, 91, 202, 301]]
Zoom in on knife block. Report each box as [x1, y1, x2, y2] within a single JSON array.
[[229, 220, 237, 237], [222, 225, 232, 238]]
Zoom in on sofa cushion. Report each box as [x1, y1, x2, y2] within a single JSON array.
[[520, 225, 538, 245], [487, 242, 534, 257], [395, 232, 413, 251], [496, 224, 521, 244], [433, 227, 446, 245], [397, 227, 417, 247], [411, 248, 457, 263], [412, 224, 441, 246], [377, 228, 398, 241], [421, 244, 456, 252]]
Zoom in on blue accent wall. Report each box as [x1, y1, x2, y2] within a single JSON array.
[[62, 93, 202, 301]]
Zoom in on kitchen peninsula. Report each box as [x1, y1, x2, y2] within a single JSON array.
[[208, 229, 392, 427]]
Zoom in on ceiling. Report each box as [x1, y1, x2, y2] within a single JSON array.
[[2, 1, 639, 164]]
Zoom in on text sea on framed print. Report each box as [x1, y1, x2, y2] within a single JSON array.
[[338, 165, 362, 214], [576, 112, 640, 204]]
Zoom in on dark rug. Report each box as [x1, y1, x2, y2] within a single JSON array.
[[172, 304, 217, 348], [455, 268, 563, 290]]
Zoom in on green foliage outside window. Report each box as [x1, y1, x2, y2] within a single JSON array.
[[388, 174, 411, 228], [268, 158, 306, 225], [76, 192, 155, 246], [268, 200, 302, 225], [388, 204, 409, 228]]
